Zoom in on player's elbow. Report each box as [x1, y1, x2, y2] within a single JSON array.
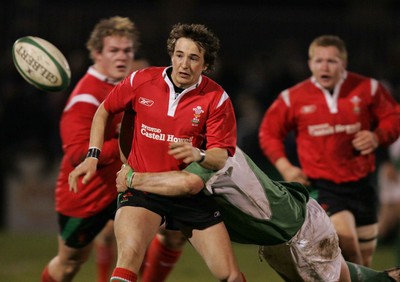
[[213, 159, 226, 170], [182, 174, 204, 195]]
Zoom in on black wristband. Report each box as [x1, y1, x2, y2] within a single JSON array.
[[86, 147, 101, 159]]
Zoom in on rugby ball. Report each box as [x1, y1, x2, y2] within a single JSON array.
[[12, 36, 71, 92]]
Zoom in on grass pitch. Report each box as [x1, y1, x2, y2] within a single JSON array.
[[0, 230, 396, 281]]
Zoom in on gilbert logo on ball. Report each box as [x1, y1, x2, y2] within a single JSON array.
[[12, 36, 71, 92]]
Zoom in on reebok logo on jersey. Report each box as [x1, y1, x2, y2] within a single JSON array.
[[139, 97, 154, 107], [300, 104, 316, 114]]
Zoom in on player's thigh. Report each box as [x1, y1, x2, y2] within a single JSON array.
[[114, 206, 161, 255], [330, 210, 358, 237], [188, 222, 239, 276]]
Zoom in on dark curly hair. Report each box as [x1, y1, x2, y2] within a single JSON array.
[[167, 23, 220, 72]]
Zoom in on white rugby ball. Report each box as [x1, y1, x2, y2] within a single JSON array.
[[12, 36, 71, 92]]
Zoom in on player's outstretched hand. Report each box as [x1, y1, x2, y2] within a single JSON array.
[[68, 158, 98, 193]]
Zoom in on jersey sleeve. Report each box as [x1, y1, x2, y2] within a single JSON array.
[[259, 93, 295, 164], [104, 72, 137, 114], [371, 82, 400, 146], [184, 162, 216, 184], [205, 91, 236, 156], [62, 100, 120, 167]]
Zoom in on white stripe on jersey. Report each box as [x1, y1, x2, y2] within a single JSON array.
[[129, 70, 138, 86], [63, 94, 100, 112], [371, 78, 378, 96], [281, 90, 290, 107], [216, 91, 229, 108]]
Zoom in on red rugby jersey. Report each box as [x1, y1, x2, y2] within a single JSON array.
[[259, 71, 400, 183], [104, 66, 236, 172], [56, 67, 122, 217]]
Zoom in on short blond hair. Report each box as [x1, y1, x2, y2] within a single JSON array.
[[308, 35, 347, 62], [86, 16, 140, 62]]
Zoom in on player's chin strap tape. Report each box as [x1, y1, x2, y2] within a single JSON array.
[[358, 236, 378, 243]]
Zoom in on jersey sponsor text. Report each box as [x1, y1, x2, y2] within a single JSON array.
[[308, 122, 361, 136], [141, 123, 194, 143]]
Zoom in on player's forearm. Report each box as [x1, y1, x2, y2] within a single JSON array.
[[198, 147, 228, 170], [89, 103, 109, 150], [275, 157, 292, 175], [275, 157, 310, 185], [132, 171, 204, 196]]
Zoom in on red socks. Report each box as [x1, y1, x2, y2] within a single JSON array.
[[241, 272, 247, 282], [140, 236, 183, 282], [41, 266, 57, 282], [95, 244, 115, 282], [110, 267, 137, 282]]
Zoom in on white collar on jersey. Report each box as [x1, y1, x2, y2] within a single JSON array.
[[162, 66, 202, 93], [310, 70, 347, 91], [87, 66, 121, 85], [311, 71, 348, 114]]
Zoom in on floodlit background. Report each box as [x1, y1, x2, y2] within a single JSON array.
[[1, 1, 400, 281]]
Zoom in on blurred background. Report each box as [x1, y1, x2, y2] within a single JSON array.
[[1, 0, 400, 280]]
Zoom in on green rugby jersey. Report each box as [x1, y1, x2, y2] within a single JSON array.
[[185, 147, 309, 245]]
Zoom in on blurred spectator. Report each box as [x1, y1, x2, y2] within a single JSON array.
[[377, 137, 400, 265]]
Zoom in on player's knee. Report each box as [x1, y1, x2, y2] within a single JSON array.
[[64, 265, 81, 278], [357, 224, 378, 249], [216, 269, 243, 282], [359, 237, 377, 252], [358, 224, 378, 266], [359, 240, 377, 267], [58, 258, 83, 279], [160, 231, 186, 250]]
